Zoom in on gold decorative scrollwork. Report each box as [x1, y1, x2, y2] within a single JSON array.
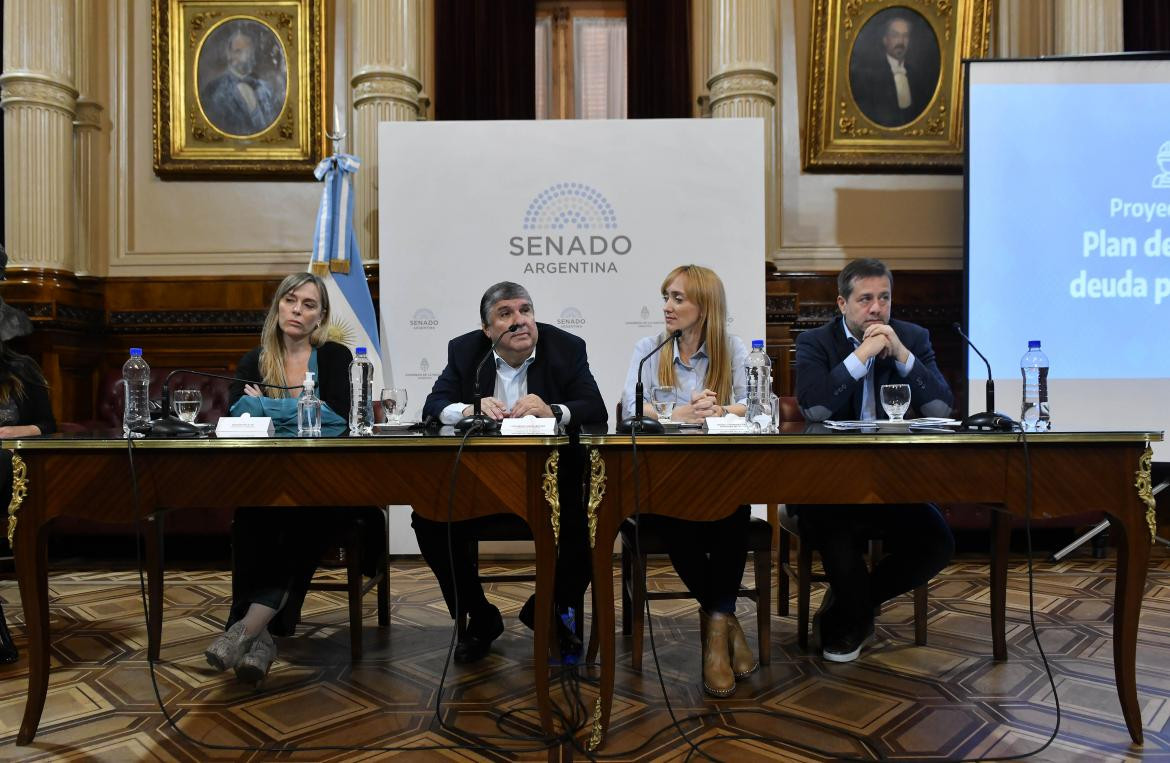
[[1135, 443, 1158, 543], [586, 448, 606, 548], [6, 451, 26, 549], [543, 450, 560, 545], [588, 697, 604, 751]]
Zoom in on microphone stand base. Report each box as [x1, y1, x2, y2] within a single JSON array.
[[454, 414, 500, 434], [616, 416, 664, 435], [147, 417, 202, 438]]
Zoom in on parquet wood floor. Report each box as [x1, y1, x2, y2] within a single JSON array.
[[0, 551, 1168, 761]]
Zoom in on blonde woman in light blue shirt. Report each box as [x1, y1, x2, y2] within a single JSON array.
[[620, 265, 755, 698]]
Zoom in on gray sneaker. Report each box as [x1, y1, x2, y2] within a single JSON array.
[[235, 629, 276, 685], [204, 621, 254, 672]]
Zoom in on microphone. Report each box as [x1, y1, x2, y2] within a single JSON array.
[[454, 323, 520, 434], [150, 369, 300, 438], [616, 330, 682, 434], [952, 323, 1015, 431]]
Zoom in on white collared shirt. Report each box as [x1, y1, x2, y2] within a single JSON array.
[[887, 53, 912, 109], [439, 347, 572, 425]]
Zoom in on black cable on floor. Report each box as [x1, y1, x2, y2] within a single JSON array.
[[126, 433, 584, 757]]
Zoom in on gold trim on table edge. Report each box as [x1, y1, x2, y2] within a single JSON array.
[[543, 450, 560, 545], [588, 697, 604, 751], [6, 450, 26, 549], [1136, 443, 1158, 543], [584, 431, 1163, 446], [1, 435, 569, 450], [586, 448, 606, 548]]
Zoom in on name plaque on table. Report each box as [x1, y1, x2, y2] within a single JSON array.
[[500, 417, 557, 435], [704, 416, 755, 434], [214, 414, 274, 438]]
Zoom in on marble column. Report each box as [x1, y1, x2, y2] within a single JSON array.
[[72, 0, 105, 277], [707, 0, 777, 258], [1, 0, 77, 272], [349, 0, 423, 266]]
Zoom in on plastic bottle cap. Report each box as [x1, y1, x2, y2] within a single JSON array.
[[130, 348, 142, 356], [355, 347, 367, 355], [1028, 340, 1041, 349], [751, 340, 764, 349]]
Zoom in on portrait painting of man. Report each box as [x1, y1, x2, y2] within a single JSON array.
[[848, 7, 941, 128], [196, 19, 288, 137]]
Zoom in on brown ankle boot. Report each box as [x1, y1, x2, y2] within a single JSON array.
[[725, 614, 758, 679], [702, 612, 735, 697]]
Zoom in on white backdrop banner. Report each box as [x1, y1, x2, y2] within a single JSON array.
[[378, 118, 765, 420]]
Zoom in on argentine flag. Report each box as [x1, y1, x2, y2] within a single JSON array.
[[310, 153, 385, 390]]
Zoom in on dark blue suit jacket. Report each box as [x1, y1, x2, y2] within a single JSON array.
[[795, 317, 953, 422], [422, 322, 608, 430]]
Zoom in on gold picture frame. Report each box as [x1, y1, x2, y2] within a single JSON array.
[[804, 0, 992, 172], [152, 0, 326, 178]]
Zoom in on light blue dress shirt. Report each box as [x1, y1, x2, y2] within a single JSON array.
[[439, 347, 572, 425], [621, 334, 749, 419]]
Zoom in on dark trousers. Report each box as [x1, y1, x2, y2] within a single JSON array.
[[795, 503, 954, 638], [411, 444, 591, 624], [229, 505, 385, 637], [643, 505, 750, 615]]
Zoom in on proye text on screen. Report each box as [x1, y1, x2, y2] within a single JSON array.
[[1109, 198, 1170, 222]]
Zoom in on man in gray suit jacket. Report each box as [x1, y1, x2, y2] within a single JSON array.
[[793, 258, 954, 663]]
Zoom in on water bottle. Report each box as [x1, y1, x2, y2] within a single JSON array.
[[745, 339, 773, 432], [348, 347, 374, 436], [1020, 340, 1050, 432], [297, 370, 322, 437], [122, 348, 151, 438]]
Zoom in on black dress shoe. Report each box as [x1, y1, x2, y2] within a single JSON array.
[[822, 620, 875, 664], [453, 607, 504, 665], [0, 605, 17, 665], [518, 595, 582, 664]]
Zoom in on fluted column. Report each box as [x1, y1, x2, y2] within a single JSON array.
[[707, 0, 777, 258], [73, 0, 105, 277], [1, 0, 77, 272], [1054, 0, 1123, 55], [349, 0, 422, 265]]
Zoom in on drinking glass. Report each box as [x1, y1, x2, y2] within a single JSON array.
[[880, 383, 911, 421], [381, 387, 408, 424], [171, 389, 202, 423], [650, 387, 675, 423]]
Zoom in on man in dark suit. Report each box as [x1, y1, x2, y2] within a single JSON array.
[[849, 13, 939, 128], [793, 258, 954, 663], [413, 281, 608, 664]]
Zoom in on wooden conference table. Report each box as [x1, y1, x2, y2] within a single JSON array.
[[580, 425, 1162, 750], [1, 432, 569, 746], [3, 426, 1163, 751]]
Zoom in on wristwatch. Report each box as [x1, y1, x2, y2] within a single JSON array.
[[549, 404, 564, 424]]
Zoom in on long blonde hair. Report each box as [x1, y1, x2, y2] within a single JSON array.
[[655, 265, 733, 404], [258, 272, 330, 397]]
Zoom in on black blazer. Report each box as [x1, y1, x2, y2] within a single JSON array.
[[795, 317, 953, 422], [230, 341, 353, 420], [422, 322, 607, 430]]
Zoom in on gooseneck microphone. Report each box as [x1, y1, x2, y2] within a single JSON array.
[[151, 369, 301, 438], [952, 323, 1016, 431], [616, 330, 682, 435], [454, 323, 520, 434]]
